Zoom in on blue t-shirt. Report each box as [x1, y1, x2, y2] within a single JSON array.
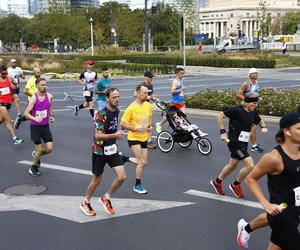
[[96, 77, 112, 101]]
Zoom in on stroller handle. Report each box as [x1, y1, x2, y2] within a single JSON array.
[[155, 100, 169, 111]]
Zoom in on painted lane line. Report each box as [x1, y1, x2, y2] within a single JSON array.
[[184, 189, 263, 210], [17, 160, 93, 176], [52, 108, 72, 112]]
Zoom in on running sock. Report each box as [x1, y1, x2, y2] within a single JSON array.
[[84, 197, 90, 203], [244, 224, 253, 234], [252, 144, 257, 147], [136, 179, 141, 185], [233, 180, 240, 186], [13, 136, 17, 140], [105, 193, 111, 200], [79, 104, 84, 110], [89, 109, 94, 118], [216, 177, 222, 184]]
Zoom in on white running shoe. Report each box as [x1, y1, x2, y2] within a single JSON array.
[[237, 218, 251, 249]]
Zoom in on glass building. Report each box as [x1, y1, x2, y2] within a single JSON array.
[[70, 0, 100, 8]]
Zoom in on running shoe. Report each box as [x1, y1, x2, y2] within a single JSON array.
[[32, 151, 41, 168], [73, 105, 79, 116], [210, 179, 225, 195], [13, 137, 24, 145], [229, 183, 245, 199], [147, 141, 157, 149], [100, 196, 115, 215], [29, 165, 41, 177], [14, 113, 23, 129], [80, 201, 96, 216], [133, 183, 148, 194], [155, 122, 161, 133], [251, 144, 264, 153], [237, 218, 251, 249]]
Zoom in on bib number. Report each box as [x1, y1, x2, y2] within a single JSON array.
[[294, 186, 300, 207], [83, 91, 91, 97], [36, 110, 47, 119], [104, 144, 117, 156], [0, 87, 10, 95], [238, 131, 250, 142]]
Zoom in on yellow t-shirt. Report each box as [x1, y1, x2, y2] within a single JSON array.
[[121, 101, 153, 141], [25, 76, 37, 101]]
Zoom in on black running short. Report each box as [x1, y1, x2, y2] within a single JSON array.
[[128, 140, 148, 148], [0, 103, 11, 110], [12, 88, 20, 95], [84, 91, 93, 102], [30, 124, 53, 145], [92, 152, 123, 176], [227, 141, 249, 160], [267, 206, 300, 250]]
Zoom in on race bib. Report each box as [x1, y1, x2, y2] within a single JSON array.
[[294, 186, 300, 207], [36, 110, 48, 119], [0, 87, 10, 95], [238, 131, 250, 142], [83, 91, 91, 97], [104, 144, 117, 156]]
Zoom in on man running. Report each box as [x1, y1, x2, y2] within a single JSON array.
[[14, 66, 41, 129], [74, 60, 97, 118], [143, 71, 160, 149], [237, 68, 264, 153], [0, 65, 24, 144], [8, 58, 25, 125], [210, 93, 268, 198], [156, 67, 186, 133], [95, 66, 112, 111], [80, 88, 126, 216], [246, 112, 300, 250], [24, 78, 54, 177], [121, 83, 153, 194]]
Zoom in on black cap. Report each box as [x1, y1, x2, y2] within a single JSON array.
[[279, 112, 300, 129], [144, 71, 153, 78], [244, 96, 259, 103]]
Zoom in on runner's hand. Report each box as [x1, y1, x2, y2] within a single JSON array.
[[182, 86, 187, 91], [50, 116, 55, 123], [264, 203, 282, 216], [261, 127, 268, 133], [34, 116, 43, 123], [220, 133, 228, 142], [115, 130, 124, 140], [146, 126, 153, 133]]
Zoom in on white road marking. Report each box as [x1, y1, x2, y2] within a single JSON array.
[[52, 108, 72, 112], [184, 189, 263, 210], [0, 193, 194, 223]]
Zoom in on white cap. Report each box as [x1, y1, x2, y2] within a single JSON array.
[[248, 67, 258, 76], [10, 58, 17, 63]]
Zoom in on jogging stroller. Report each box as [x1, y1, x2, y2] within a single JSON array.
[[156, 101, 212, 155]]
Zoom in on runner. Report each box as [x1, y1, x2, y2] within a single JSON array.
[[24, 78, 54, 177], [156, 67, 186, 133], [143, 71, 160, 149], [14, 66, 41, 129], [7, 58, 25, 124], [80, 88, 126, 216], [0, 58, 4, 67], [73, 60, 97, 118], [0, 65, 24, 144], [95, 66, 112, 111], [121, 83, 153, 194], [237, 68, 264, 153], [245, 112, 300, 250], [210, 93, 268, 198]]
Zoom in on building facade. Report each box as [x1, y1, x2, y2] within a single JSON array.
[[7, 0, 30, 17], [70, 0, 99, 8], [196, 0, 300, 38]]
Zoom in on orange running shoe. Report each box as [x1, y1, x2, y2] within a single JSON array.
[[100, 196, 115, 215], [80, 201, 96, 216]]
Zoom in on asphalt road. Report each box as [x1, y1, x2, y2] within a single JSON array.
[[0, 72, 299, 250]]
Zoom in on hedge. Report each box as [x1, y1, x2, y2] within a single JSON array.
[[185, 88, 300, 116]]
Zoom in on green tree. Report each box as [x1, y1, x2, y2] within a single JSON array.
[[0, 14, 27, 43], [258, 0, 272, 37], [281, 12, 300, 35]]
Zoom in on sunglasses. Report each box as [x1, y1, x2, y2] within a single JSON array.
[[1, 72, 8, 75]]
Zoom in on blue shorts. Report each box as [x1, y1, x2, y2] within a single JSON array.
[[97, 100, 107, 111], [12, 88, 20, 95]]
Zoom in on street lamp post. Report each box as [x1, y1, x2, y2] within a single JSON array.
[[90, 17, 94, 56]]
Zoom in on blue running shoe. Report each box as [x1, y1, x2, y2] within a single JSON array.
[[133, 183, 148, 194]]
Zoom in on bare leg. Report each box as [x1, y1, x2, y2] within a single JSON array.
[[218, 157, 240, 180], [249, 213, 268, 231], [250, 124, 257, 145], [13, 94, 21, 114], [267, 241, 281, 250], [106, 165, 126, 196], [85, 175, 102, 200], [236, 156, 254, 183], [130, 145, 148, 179], [0, 107, 16, 138]]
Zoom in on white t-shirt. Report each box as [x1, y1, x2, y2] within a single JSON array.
[[8, 67, 23, 83]]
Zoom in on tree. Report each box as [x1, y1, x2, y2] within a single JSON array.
[[258, 0, 272, 37], [281, 12, 300, 35]]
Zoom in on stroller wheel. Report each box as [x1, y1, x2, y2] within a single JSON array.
[[197, 138, 212, 155], [157, 131, 174, 153], [178, 140, 193, 148]]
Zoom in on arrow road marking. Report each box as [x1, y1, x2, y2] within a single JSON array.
[[0, 194, 194, 223], [184, 189, 263, 210]]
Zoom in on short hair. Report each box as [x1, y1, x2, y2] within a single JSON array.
[[175, 67, 184, 74], [106, 87, 119, 97], [102, 66, 109, 71], [0, 65, 7, 72], [136, 83, 148, 92], [35, 77, 46, 85]]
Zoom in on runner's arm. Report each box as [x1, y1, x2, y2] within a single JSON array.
[[171, 80, 182, 94], [48, 93, 54, 118], [236, 82, 248, 100], [217, 112, 226, 130], [24, 96, 37, 121], [95, 129, 119, 141]]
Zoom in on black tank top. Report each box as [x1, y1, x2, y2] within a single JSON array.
[[268, 145, 300, 206]]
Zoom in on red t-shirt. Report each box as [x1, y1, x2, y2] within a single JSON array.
[[0, 77, 13, 104]]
